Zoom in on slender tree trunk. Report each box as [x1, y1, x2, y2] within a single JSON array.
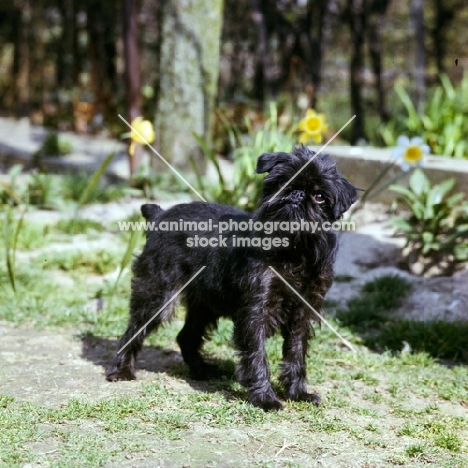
[[154, 0, 223, 171], [306, 0, 326, 108], [57, 0, 75, 89], [87, 0, 118, 120], [348, 0, 366, 144], [250, 0, 270, 103], [410, 0, 425, 113], [367, 0, 390, 122], [122, 0, 142, 175], [5, 1, 30, 116], [432, 0, 458, 74]]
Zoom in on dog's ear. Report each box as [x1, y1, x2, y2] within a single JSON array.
[[255, 152, 291, 174], [332, 177, 359, 220]]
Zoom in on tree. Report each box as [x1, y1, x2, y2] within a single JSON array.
[[366, 0, 390, 122], [122, 0, 142, 174], [410, 0, 425, 114], [430, 0, 466, 74], [154, 0, 223, 171], [346, 0, 366, 144]]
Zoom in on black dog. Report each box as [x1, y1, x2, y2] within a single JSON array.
[[106, 146, 358, 411]]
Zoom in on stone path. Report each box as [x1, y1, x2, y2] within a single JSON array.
[[0, 116, 129, 180]]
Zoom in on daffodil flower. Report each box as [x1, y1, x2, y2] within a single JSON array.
[[298, 109, 328, 144], [393, 135, 430, 172], [128, 117, 155, 156]]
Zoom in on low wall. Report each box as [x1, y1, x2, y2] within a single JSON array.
[[310, 145, 468, 204]]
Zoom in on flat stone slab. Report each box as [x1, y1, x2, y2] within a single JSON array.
[[0, 117, 129, 180]]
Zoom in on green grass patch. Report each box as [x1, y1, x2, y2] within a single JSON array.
[[36, 249, 121, 275], [54, 219, 105, 235], [337, 275, 468, 362]]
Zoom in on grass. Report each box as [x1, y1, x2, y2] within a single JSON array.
[[337, 275, 468, 362], [36, 249, 121, 275], [0, 224, 467, 466]]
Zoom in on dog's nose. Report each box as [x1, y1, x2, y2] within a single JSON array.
[[290, 190, 305, 203]]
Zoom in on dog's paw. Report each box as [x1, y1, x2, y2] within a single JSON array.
[[188, 362, 220, 380], [105, 366, 136, 382], [287, 391, 321, 406], [250, 393, 283, 412]]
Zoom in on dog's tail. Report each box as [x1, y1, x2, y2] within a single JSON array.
[[141, 203, 164, 221]]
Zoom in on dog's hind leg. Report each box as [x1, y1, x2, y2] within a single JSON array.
[[176, 303, 219, 380], [106, 277, 175, 381]]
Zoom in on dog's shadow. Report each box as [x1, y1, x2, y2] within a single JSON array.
[[80, 334, 240, 398]]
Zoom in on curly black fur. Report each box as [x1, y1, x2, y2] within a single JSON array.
[[106, 146, 358, 411]]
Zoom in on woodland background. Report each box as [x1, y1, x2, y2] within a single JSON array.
[[1, 0, 467, 158]]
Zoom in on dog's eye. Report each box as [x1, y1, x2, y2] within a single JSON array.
[[313, 192, 325, 204]]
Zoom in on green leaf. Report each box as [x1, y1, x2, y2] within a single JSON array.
[[409, 169, 429, 196], [8, 164, 23, 180], [446, 192, 465, 207], [76, 152, 116, 209], [422, 232, 434, 244], [389, 184, 418, 201], [390, 217, 413, 232], [454, 243, 468, 260], [111, 228, 144, 299], [395, 85, 419, 128], [440, 73, 456, 100]]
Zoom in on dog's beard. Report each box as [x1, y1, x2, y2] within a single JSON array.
[[255, 188, 326, 225], [255, 147, 358, 225]]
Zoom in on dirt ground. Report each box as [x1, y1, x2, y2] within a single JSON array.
[[2, 320, 467, 468]]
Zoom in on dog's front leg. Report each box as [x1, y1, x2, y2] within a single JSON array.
[[233, 313, 282, 411], [280, 313, 321, 406]]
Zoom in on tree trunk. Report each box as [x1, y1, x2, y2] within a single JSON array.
[[366, 0, 390, 122], [5, 1, 30, 116], [154, 0, 223, 171], [87, 0, 118, 119], [56, 0, 76, 89], [410, 0, 425, 113], [250, 0, 270, 103], [122, 0, 142, 175], [305, 0, 326, 108], [348, 0, 366, 144], [432, 0, 458, 74]]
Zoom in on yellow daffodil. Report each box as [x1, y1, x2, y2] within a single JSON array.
[[298, 109, 328, 144], [393, 136, 429, 171], [130, 117, 155, 145]]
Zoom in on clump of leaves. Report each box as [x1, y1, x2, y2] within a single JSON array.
[[0, 165, 27, 206], [130, 162, 189, 199], [193, 102, 297, 212], [381, 73, 468, 158], [390, 169, 468, 275], [34, 132, 73, 160], [28, 173, 62, 209]]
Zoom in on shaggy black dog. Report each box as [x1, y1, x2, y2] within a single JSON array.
[[106, 146, 358, 411]]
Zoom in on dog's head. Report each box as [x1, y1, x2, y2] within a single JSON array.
[[255, 146, 358, 223]]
